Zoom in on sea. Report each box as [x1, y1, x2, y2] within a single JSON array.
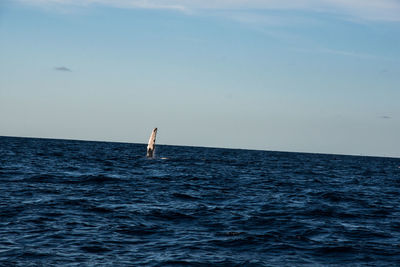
[[0, 136, 399, 266]]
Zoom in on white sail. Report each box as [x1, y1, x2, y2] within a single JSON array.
[[146, 128, 157, 158]]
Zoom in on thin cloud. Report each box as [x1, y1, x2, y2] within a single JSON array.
[[294, 47, 394, 62], [17, 0, 400, 22], [319, 48, 385, 60], [380, 115, 392, 119], [54, 66, 72, 72]]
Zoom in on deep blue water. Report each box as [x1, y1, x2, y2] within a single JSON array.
[[1, 136, 400, 266]]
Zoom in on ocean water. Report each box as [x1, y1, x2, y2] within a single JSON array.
[[0, 136, 400, 266]]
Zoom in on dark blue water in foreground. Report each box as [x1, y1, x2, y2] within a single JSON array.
[[1, 136, 400, 266]]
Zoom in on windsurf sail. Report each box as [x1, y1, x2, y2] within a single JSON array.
[[146, 128, 157, 158]]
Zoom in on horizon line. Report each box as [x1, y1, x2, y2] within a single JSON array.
[[1, 135, 399, 160]]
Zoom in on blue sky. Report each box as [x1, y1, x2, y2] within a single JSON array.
[[1, 0, 399, 157]]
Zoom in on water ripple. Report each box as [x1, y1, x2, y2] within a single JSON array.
[[0, 136, 399, 265]]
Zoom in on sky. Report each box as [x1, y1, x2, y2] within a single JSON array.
[[0, 0, 399, 157]]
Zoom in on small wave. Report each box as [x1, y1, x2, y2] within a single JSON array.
[[157, 259, 252, 266], [50, 151, 64, 157], [209, 235, 259, 248], [306, 207, 336, 218], [172, 193, 199, 200], [81, 242, 111, 253], [0, 205, 25, 219], [315, 245, 357, 254], [344, 227, 393, 239], [22, 174, 58, 183], [115, 224, 161, 236], [20, 251, 53, 259], [320, 192, 345, 202], [146, 209, 195, 222], [157, 259, 253, 266], [304, 207, 359, 219], [215, 231, 246, 237], [86, 205, 114, 214], [63, 174, 124, 184]]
